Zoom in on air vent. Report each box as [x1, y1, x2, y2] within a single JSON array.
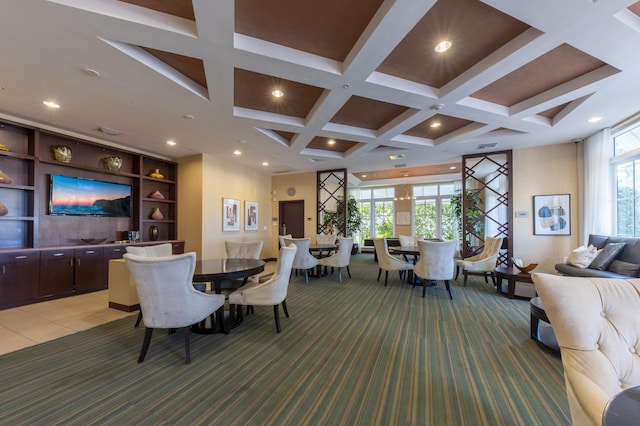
[[477, 142, 498, 149], [394, 163, 407, 168], [97, 127, 121, 136]]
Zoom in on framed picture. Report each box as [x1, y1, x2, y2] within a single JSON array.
[[245, 201, 258, 231], [223, 197, 240, 232], [533, 194, 570, 235], [396, 211, 410, 225]]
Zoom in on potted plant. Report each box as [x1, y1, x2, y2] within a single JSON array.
[[323, 196, 363, 254], [451, 189, 485, 256]]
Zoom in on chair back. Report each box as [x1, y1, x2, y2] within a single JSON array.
[[124, 252, 214, 328], [278, 234, 292, 248], [533, 274, 640, 425], [479, 236, 503, 260], [225, 240, 263, 259], [316, 233, 337, 245], [398, 235, 416, 246], [373, 238, 395, 268], [414, 240, 457, 280], [125, 243, 173, 257], [283, 237, 318, 269], [323, 237, 353, 268]]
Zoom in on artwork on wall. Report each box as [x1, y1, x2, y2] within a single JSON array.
[[533, 194, 570, 235], [245, 201, 258, 231], [223, 197, 240, 232], [396, 211, 410, 225]]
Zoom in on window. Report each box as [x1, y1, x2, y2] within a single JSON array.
[[413, 182, 457, 240], [614, 121, 640, 236], [355, 188, 394, 242]]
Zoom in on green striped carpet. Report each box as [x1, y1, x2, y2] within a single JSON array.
[[0, 254, 569, 425]]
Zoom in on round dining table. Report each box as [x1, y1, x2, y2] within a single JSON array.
[[192, 258, 265, 333]]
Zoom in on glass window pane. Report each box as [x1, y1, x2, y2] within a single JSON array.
[[374, 201, 394, 238], [415, 199, 436, 238], [439, 183, 455, 196], [614, 123, 640, 156], [618, 198, 633, 235]]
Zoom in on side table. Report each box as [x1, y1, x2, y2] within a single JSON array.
[[494, 266, 534, 299]]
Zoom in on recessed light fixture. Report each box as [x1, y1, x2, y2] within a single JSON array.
[[82, 68, 100, 77], [182, 114, 194, 120], [449, 166, 457, 170], [588, 116, 602, 123], [97, 126, 121, 136], [43, 100, 60, 109], [435, 40, 452, 53], [328, 139, 336, 145], [166, 140, 176, 146], [430, 121, 441, 128], [361, 174, 367, 178], [272, 89, 284, 98], [262, 161, 269, 166], [233, 150, 242, 155], [389, 154, 405, 160]]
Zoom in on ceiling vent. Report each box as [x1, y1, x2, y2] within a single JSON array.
[[394, 163, 407, 168], [97, 127, 122, 136], [477, 142, 498, 149]]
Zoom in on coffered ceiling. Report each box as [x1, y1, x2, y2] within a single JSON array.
[[1, 0, 640, 185]]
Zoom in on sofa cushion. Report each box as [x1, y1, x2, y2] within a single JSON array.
[[608, 260, 640, 277], [556, 263, 631, 279], [587, 234, 609, 249], [589, 242, 626, 270], [567, 245, 599, 268]]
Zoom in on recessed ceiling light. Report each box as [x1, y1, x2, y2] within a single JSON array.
[[328, 139, 336, 145], [82, 68, 100, 77], [430, 121, 441, 128], [166, 140, 176, 146], [262, 161, 269, 166], [272, 89, 284, 98], [449, 166, 457, 170], [361, 174, 367, 178], [389, 154, 405, 160], [182, 114, 194, 120], [233, 150, 242, 155], [435, 40, 452, 53], [588, 116, 602, 123], [43, 100, 60, 109]]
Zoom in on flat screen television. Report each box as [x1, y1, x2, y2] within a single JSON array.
[[49, 174, 132, 217]]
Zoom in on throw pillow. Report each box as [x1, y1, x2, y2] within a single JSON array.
[[608, 260, 640, 277], [566, 245, 599, 268], [589, 242, 626, 270]]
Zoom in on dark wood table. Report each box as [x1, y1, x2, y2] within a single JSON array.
[[310, 243, 337, 258], [495, 266, 534, 299], [192, 258, 265, 333], [603, 385, 640, 425]]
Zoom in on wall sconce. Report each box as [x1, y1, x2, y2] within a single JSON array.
[[271, 190, 277, 202]]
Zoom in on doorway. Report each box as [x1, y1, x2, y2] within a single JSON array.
[[279, 200, 305, 238]]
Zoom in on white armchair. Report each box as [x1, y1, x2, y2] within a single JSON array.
[[124, 252, 226, 364], [532, 273, 640, 426], [316, 233, 337, 245], [455, 236, 503, 287], [398, 235, 417, 246], [225, 240, 264, 283], [373, 237, 413, 286], [228, 244, 297, 333], [284, 237, 318, 284], [413, 240, 457, 298], [317, 237, 353, 283]]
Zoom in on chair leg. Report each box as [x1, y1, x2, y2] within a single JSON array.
[[282, 299, 289, 318], [273, 305, 281, 333], [377, 269, 382, 281], [338, 268, 343, 283], [445, 280, 453, 299], [138, 327, 154, 363], [463, 271, 468, 287], [346, 266, 351, 278], [134, 310, 143, 328], [490, 272, 496, 286], [384, 271, 389, 286], [455, 266, 460, 280], [183, 326, 191, 364], [304, 269, 309, 284], [422, 280, 427, 297]]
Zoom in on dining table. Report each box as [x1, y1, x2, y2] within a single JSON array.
[[192, 258, 265, 333], [309, 243, 338, 276]]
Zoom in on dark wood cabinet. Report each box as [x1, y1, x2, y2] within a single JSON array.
[[0, 251, 40, 308], [74, 247, 104, 292], [39, 249, 75, 297]]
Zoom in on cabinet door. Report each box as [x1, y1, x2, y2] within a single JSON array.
[[40, 249, 74, 297], [75, 247, 104, 292], [0, 251, 40, 308]]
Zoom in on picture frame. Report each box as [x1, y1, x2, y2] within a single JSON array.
[[223, 197, 240, 232], [396, 211, 411, 226], [245, 201, 258, 231], [533, 194, 570, 235]]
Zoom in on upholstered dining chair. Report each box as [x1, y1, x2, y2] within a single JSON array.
[[228, 243, 297, 333], [278, 234, 292, 248], [225, 240, 264, 282], [125, 243, 174, 327], [373, 237, 414, 286], [532, 273, 640, 426], [284, 237, 318, 284], [317, 237, 354, 283], [455, 236, 503, 287], [124, 252, 225, 364], [398, 235, 417, 246], [413, 240, 457, 298], [316, 233, 337, 245]]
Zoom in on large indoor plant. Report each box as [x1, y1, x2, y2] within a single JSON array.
[[323, 195, 363, 254]]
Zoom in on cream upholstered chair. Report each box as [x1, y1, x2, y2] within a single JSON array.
[[413, 240, 457, 298], [532, 274, 640, 426], [125, 243, 174, 327], [224, 240, 264, 283], [228, 244, 297, 333], [316, 233, 337, 245], [124, 252, 225, 364], [398, 235, 416, 246], [317, 237, 354, 283], [278, 234, 292, 248], [284, 237, 318, 284], [373, 237, 413, 286], [455, 236, 503, 287]]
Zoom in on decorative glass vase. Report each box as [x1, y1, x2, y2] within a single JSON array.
[[0, 200, 8, 216], [148, 169, 164, 179], [150, 208, 163, 220], [0, 170, 13, 184]]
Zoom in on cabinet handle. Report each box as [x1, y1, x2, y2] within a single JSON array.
[[2, 265, 4, 275], [113, 248, 122, 252], [53, 253, 65, 257], [86, 250, 95, 254], [14, 255, 28, 259], [77, 258, 81, 266]]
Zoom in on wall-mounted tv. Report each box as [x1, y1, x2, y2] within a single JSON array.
[[49, 174, 132, 217]]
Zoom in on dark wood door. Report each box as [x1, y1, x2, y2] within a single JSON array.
[[75, 247, 105, 292], [279, 200, 305, 238], [0, 251, 40, 308], [39, 249, 74, 297]]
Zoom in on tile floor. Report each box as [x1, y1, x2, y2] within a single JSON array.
[[0, 291, 136, 356]]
